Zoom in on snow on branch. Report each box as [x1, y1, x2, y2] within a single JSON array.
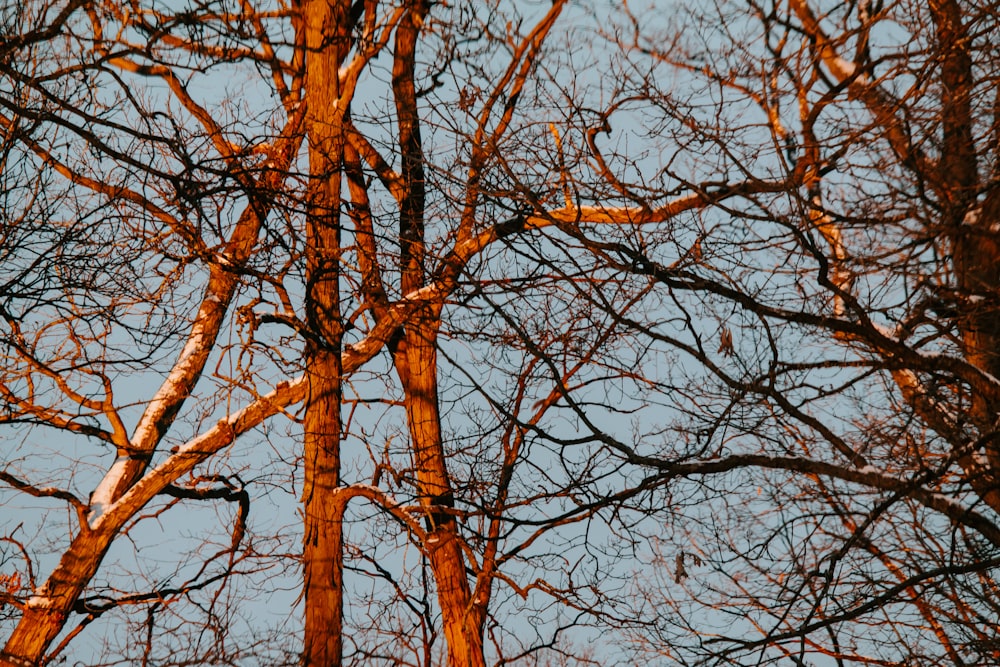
[[89, 377, 307, 530]]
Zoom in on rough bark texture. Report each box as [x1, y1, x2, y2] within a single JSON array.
[[300, 0, 350, 664], [2, 528, 110, 666], [0, 114, 304, 667], [932, 0, 1000, 511], [390, 3, 486, 665], [301, 347, 345, 667], [395, 320, 487, 667]]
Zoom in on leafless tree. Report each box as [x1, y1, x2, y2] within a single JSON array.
[[1, 1, 629, 665], [516, 0, 1000, 664], [5, 0, 1000, 666]]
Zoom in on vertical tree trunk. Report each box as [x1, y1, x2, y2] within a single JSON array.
[[391, 4, 485, 665], [931, 0, 1000, 512], [301, 0, 350, 664], [301, 346, 345, 667], [395, 319, 487, 667]]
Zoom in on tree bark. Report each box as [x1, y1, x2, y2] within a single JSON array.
[[389, 4, 485, 665], [930, 0, 1000, 511], [300, 0, 350, 665], [301, 347, 345, 667], [395, 319, 487, 667], [2, 528, 112, 666]]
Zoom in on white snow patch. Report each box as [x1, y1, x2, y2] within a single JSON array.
[[926, 489, 985, 518], [332, 483, 401, 508], [870, 320, 896, 339], [830, 57, 857, 79], [27, 595, 54, 609], [132, 325, 208, 447], [88, 456, 131, 528], [350, 483, 392, 497], [913, 350, 1000, 388], [894, 368, 961, 425]]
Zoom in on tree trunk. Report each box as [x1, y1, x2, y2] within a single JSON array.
[[1, 529, 113, 666], [301, 0, 350, 664], [389, 3, 486, 665], [395, 318, 487, 667], [301, 347, 345, 667], [930, 0, 1000, 512]]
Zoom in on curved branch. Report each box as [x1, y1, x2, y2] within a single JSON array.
[[665, 454, 1000, 547], [789, 0, 935, 185], [0, 470, 87, 517]]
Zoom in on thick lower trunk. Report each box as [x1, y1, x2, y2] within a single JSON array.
[[2, 529, 112, 665], [427, 533, 486, 667], [396, 319, 486, 667], [302, 348, 344, 667], [300, 0, 349, 664], [427, 533, 487, 667], [952, 193, 1000, 513], [3, 608, 65, 666]]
